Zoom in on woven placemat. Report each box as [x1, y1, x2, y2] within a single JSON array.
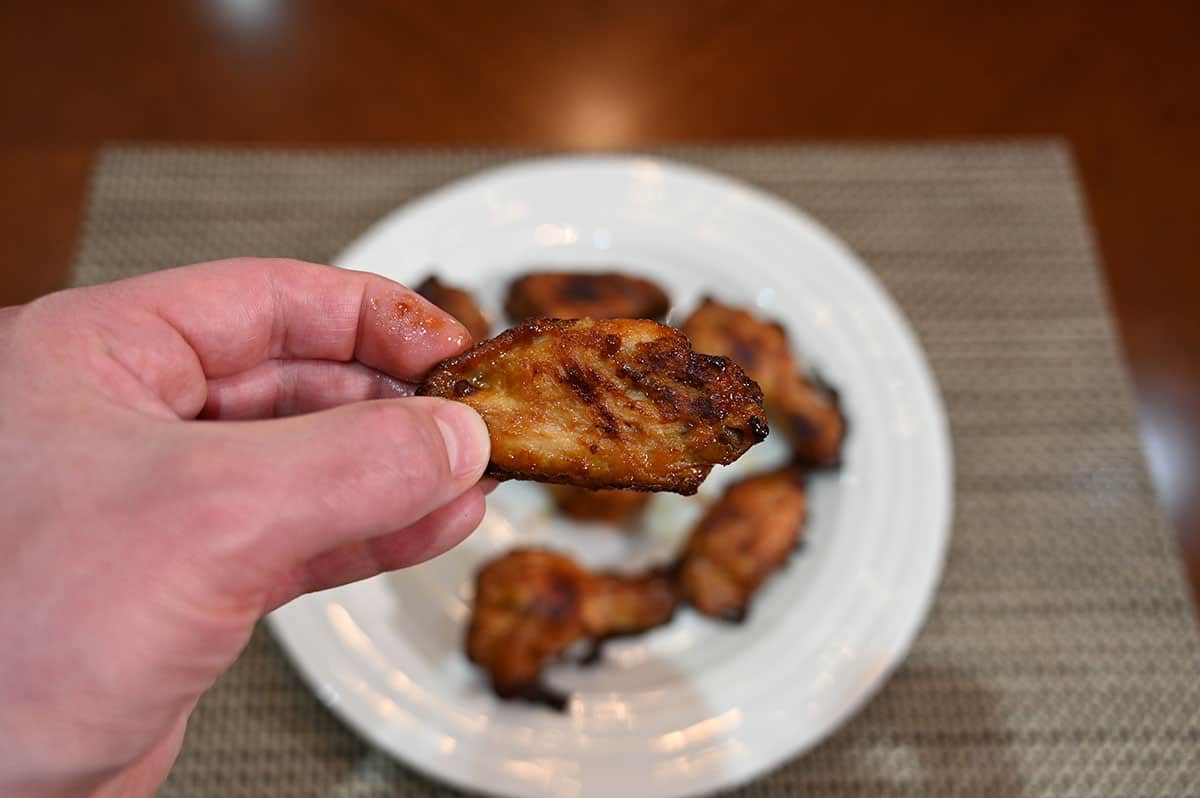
[[70, 144, 1200, 796]]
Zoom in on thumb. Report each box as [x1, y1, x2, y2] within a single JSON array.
[[180, 396, 491, 569]]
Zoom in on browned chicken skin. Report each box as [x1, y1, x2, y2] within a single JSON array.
[[546, 485, 651, 524], [505, 271, 670, 322], [677, 466, 808, 621], [682, 297, 845, 467], [418, 318, 768, 494], [466, 548, 677, 707], [415, 275, 492, 342]]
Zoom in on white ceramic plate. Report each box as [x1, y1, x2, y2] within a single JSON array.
[[267, 156, 952, 798]]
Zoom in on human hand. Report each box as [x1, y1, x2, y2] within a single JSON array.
[[0, 258, 492, 797]]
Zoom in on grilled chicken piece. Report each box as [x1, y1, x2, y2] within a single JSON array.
[[418, 318, 768, 494], [682, 297, 845, 467], [677, 466, 808, 621], [546, 485, 651, 524], [415, 275, 491, 342], [466, 548, 677, 707], [504, 271, 670, 322], [775, 373, 845, 467]]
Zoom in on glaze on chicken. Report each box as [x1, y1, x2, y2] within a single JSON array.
[[419, 318, 768, 494]]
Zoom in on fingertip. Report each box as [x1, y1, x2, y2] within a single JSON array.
[[431, 400, 491, 480], [356, 284, 474, 376], [403, 287, 474, 352]]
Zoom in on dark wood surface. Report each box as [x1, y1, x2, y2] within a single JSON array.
[[3, 2, 1198, 607]]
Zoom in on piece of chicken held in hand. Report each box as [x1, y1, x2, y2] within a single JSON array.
[[677, 465, 808, 622], [418, 318, 768, 494], [466, 548, 677, 708]]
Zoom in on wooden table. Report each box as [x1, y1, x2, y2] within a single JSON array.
[[3, 2, 1198, 606]]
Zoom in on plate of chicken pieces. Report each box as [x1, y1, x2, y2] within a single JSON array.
[[267, 157, 952, 798]]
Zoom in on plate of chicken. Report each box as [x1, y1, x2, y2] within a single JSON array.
[[267, 156, 952, 798]]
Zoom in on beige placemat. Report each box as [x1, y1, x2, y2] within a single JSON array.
[[70, 144, 1200, 797]]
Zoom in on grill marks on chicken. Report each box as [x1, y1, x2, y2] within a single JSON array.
[[504, 271, 670, 322], [503, 271, 673, 513], [680, 297, 793, 397], [465, 548, 677, 708], [418, 318, 768, 494], [682, 297, 845, 467]]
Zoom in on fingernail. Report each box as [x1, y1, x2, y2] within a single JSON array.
[[434, 403, 491, 478]]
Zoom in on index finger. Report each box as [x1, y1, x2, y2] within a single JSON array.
[[117, 257, 471, 382]]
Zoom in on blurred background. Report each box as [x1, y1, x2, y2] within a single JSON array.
[[1, 1, 1197, 604]]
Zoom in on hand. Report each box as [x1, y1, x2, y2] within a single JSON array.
[[0, 258, 492, 797]]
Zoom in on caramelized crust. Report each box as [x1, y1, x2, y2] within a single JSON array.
[[682, 297, 845, 467], [505, 271, 670, 322], [418, 318, 768, 494], [546, 485, 651, 523], [682, 297, 794, 397], [415, 275, 491, 342], [677, 466, 808, 621], [466, 548, 676, 705]]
